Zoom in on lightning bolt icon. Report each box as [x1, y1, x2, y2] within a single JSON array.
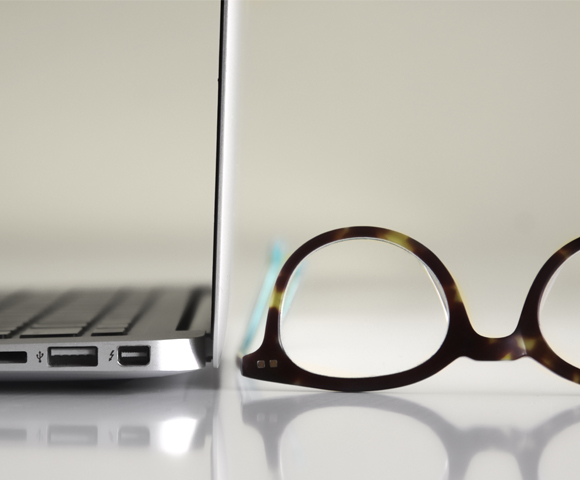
[[109, 350, 115, 361]]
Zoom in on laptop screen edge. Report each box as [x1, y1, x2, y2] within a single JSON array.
[[211, 0, 238, 368]]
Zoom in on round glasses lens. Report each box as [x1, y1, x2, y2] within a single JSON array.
[[539, 251, 580, 367], [279, 238, 449, 378]]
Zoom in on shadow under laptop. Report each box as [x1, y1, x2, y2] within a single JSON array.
[[0, 363, 220, 395]]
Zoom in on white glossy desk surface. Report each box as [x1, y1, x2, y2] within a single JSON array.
[[3, 373, 580, 480], [2, 310, 580, 480]]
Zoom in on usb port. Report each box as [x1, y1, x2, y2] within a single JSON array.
[[48, 347, 98, 367], [118, 346, 150, 366]]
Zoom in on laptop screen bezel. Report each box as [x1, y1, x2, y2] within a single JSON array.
[[211, 0, 237, 368]]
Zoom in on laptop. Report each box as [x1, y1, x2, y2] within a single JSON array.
[[0, 0, 235, 380]]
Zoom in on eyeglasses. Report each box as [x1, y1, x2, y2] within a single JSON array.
[[241, 226, 580, 392]]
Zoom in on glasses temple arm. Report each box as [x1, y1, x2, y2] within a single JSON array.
[[239, 242, 303, 357]]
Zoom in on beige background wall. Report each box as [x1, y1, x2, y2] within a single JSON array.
[[2, 1, 580, 341], [233, 1, 580, 338], [0, 1, 218, 286]]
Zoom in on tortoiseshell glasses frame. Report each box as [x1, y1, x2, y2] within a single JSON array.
[[241, 226, 580, 392]]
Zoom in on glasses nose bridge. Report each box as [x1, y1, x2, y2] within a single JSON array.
[[465, 331, 527, 362]]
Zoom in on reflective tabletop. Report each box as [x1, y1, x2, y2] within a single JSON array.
[[6, 362, 580, 480]]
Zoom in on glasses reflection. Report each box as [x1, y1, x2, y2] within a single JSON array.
[[241, 389, 580, 480]]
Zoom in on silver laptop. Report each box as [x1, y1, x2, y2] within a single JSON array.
[[0, 0, 235, 380]]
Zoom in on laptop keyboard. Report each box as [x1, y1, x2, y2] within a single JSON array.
[[0, 290, 156, 339]]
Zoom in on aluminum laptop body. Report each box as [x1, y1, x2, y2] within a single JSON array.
[[0, 0, 235, 380]]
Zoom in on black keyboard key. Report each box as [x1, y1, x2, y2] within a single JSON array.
[[91, 327, 128, 336], [0, 292, 64, 337], [35, 292, 116, 329], [90, 291, 153, 337], [20, 327, 84, 338]]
